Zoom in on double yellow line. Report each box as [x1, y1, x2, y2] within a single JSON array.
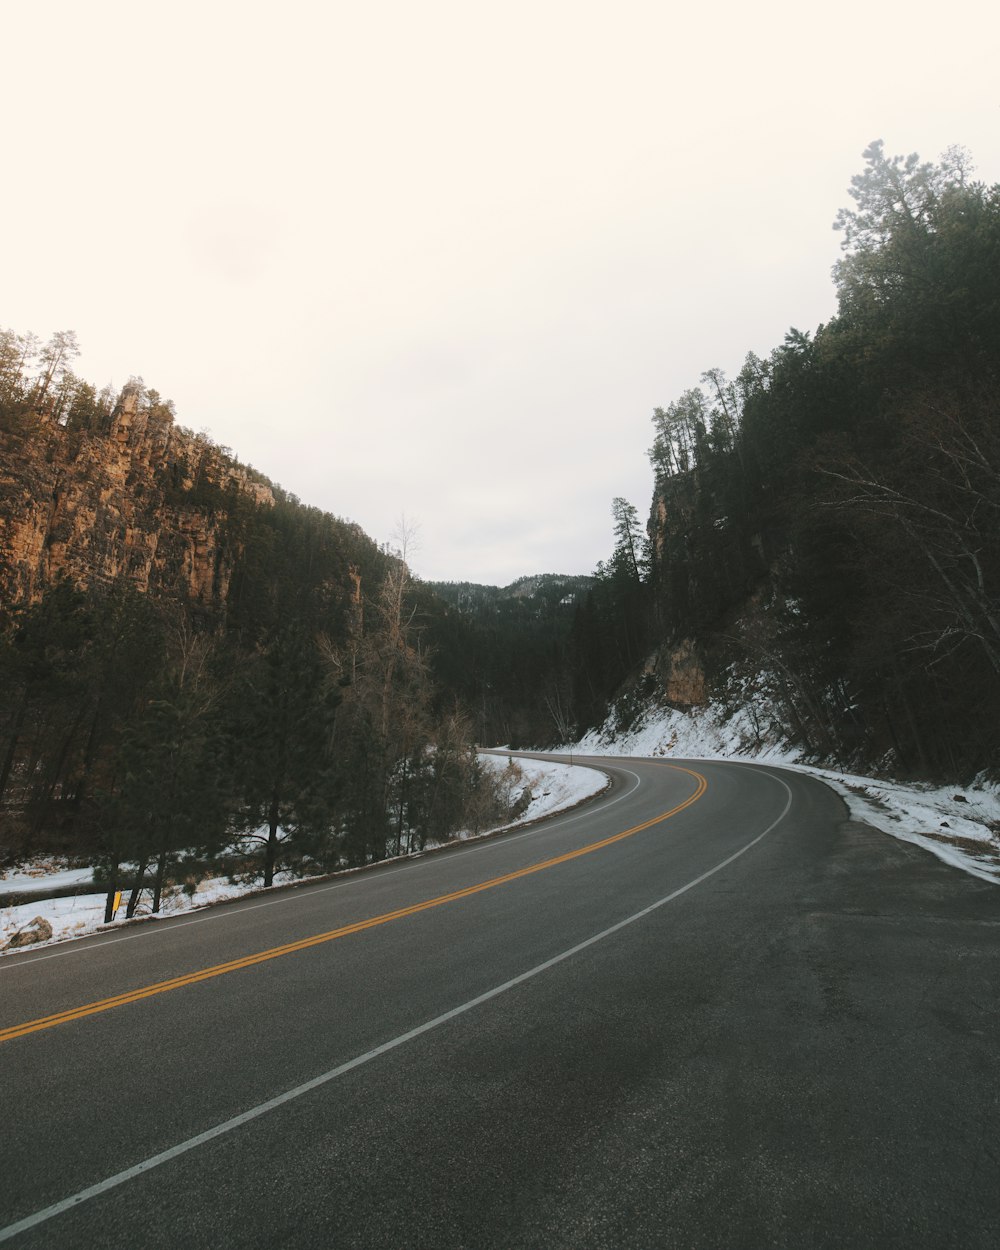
[[1, 765, 707, 1044]]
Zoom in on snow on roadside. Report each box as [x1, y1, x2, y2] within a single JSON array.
[[562, 702, 1000, 885], [792, 766, 1000, 885], [0, 756, 607, 955], [0, 868, 260, 955], [467, 753, 608, 836]]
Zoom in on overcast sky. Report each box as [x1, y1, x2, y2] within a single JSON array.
[[5, 1, 998, 584]]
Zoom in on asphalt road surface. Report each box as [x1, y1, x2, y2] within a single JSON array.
[[1, 756, 997, 1248]]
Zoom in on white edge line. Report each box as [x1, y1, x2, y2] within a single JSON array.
[[1, 761, 640, 971], [0, 771, 792, 1244]]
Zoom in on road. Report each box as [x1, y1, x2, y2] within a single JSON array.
[[1, 756, 997, 1248]]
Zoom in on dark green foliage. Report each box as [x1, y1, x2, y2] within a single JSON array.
[[0, 582, 167, 864], [225, 624, 343, 885], [104, 623, 228, 915], [424, 574, 592, 746], [637, 141, 1000, 777]]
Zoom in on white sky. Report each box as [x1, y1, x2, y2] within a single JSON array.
[[4, 1, 998, 584]]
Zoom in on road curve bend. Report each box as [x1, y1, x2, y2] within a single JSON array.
[[1, 756, 997, 1248]]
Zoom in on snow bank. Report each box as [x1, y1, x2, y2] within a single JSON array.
[[467, 754, 607, 835], [796, 767, 1000, 885]]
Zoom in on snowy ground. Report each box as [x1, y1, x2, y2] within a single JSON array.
[[0, 756, 607, 955], [565, 702, 1000, 885], [459, 752, 608, 840]]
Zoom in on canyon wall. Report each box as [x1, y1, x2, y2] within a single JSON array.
[[0, 393, 273, 613]]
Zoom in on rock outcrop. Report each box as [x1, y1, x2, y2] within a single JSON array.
[[0, 392, 273, 611], [5, 915, 53, 949], [646, 637, 707, 707]]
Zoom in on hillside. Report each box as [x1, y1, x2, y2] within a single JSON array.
[[0, 348, 544, 894], [561, 142, 1000, 780], [430, 573, 592, 615], [421, 573, 593, 747]]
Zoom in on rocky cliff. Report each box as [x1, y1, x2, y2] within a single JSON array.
[[0, 390, 274, 613], [644, 637, 707, 708]]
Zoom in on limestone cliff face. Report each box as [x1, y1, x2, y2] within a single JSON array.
[[645, 638, 707, 707], [0, 394, 274, 611]]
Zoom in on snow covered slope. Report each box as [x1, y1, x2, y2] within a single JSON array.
[[565, 701, 1000, 885]]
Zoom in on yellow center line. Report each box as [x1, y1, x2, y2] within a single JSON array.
[[0, 765, 707, 1044]]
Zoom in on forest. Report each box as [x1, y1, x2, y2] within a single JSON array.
[[2, 140, 998, 913], [568, 141, 1000, 777]]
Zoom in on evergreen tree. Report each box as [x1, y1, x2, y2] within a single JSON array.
[[228, 624, 343, 887]]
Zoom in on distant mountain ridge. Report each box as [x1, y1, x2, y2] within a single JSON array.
[[428, 573, 594, 617]]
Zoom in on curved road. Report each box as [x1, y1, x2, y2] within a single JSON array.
[[1, 756, 997, 1248]]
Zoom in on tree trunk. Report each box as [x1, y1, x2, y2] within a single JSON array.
[[263, 793, 280, 888], [890, 660, 930, 774], [126, 855, 149, 918], [70, 702, 104, 807], [103, 860, 120, 924], [776, 676, 813, 753], [31, 700, 90, 834], [152, 847, 168, 913], [394, 758, 409, 857], [0, 689, 29, 802]]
